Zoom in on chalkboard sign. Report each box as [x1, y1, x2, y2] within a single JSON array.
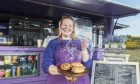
[[91, 61, 139, 84]]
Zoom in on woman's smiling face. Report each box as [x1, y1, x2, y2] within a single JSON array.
[[60, 19, 74, 37]]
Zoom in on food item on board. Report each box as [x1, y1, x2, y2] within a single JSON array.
[[70, 62, 85, 73], [60, 63, 71, 70], [70, 62, 85, 68], [60, 62, 85, 73], [71, 66, 85, 73]]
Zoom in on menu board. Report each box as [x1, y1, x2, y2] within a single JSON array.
[[91, 61, 139, 84]]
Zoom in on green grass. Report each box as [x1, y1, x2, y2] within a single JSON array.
[[126, 49, 140, 68], [126, 49, 140, 80]]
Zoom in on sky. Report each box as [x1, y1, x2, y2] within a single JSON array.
[[110, 0, 140, 36]]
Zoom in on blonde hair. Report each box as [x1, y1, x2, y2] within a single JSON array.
[[58, 16, 77, 40]]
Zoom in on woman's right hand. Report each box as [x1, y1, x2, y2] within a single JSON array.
[[48, 65, 61, 75]]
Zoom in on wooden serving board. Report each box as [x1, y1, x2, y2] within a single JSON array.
[[58, 69, 88, 77]]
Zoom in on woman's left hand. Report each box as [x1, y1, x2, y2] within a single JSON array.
[[81, 39, 89, 50], [80, 39, 90, 62]]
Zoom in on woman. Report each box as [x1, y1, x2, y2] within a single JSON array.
[[42, 16, 92, 84]]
